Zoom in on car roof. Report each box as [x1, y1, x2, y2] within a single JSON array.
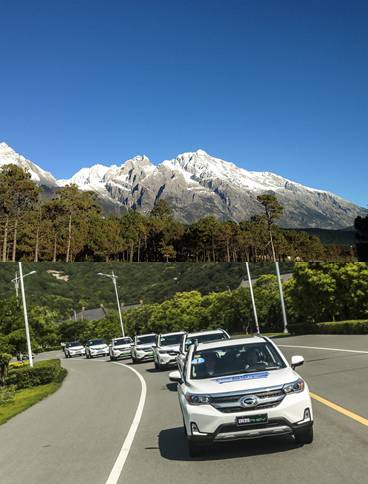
[[195, 335, 267, 351], [186, 329, 226, 338], [113, 336, 131, 340], [160, 331, 185, 337], [136, 333, 156, 337]]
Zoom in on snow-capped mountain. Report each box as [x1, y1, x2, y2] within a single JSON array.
[[0, 143, 366, 229], [0, 142, 57, 187]]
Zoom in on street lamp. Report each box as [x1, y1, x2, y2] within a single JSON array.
[[97, 271, 125, 337], [11, 263, 36, 367], [245, 262, 260, 334]]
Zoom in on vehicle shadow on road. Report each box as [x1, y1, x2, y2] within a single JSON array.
[[159, 427, 301, 461]]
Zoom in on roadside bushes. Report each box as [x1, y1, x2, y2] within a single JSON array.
[[317, 320, 368, 334], [6, 359, 67, 389]]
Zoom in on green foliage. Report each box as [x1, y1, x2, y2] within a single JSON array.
[[6, 359, 67, 389], [0, 384, 16, 405], [0, 352, 12, 386], [317, 320, 368, 334]]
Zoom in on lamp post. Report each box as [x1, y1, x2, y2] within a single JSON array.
[[97, 271, 125, 337], [11, 263, 36, 367], [245, 262, 260, 334]]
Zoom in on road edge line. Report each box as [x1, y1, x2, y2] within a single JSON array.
[[105, 362, 147, 484], [278, 344, 368, 354], [310, 392, 368, 427]]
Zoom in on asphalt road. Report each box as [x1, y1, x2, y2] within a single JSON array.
[[1, 335, 368, 484]]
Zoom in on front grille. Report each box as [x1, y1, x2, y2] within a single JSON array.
[[211, 387, 285, 413]]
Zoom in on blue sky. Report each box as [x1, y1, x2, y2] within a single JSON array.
[[0, 0, 367, 206]]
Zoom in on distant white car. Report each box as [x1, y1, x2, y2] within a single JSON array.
[[169, 335, 313, 457], [131, 334, 156, 363], [109, 337, 133, 361], [64, 341, 85, 358], [177, 329, 230, 373], [85, 338, 109, 359], [153, 331, 185, 370]]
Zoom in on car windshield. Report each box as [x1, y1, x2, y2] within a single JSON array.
[[160, 334, 183, 347], [136, 335, 155, 345], [89, 339, 105, 345], [185, 332, 227, 351], [190, 342, 286, 380], [114, 338, 132, 346], [68, 341, 81, 347]]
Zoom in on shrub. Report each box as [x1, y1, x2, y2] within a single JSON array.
[[0, 385, 16, 405], [288, 322, 318, 335], [317, 320, 368, 334], [5, 359, 67, 389]]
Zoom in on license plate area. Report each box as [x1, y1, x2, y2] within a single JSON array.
[[236, 414, 268, 426]]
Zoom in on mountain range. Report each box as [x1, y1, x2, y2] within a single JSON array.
[[0, 142, 366, 229]]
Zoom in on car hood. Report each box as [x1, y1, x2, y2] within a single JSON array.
[[135, 344, 155, 350], [89, 344, 108, 350], [114, 344, 132, 350], [69, 346, 84, 350], [187, 368, 300, 394], [160, 344, 180, 352]]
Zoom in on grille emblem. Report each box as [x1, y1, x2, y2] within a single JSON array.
[[240, 395, 259, 408]]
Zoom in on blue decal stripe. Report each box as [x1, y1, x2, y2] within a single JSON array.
[[213, 372, 269, 384]]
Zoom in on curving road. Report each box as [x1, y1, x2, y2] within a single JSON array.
[[0, 335, 368, 484]]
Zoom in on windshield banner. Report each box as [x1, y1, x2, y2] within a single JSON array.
[[212, 371, 269, 384]]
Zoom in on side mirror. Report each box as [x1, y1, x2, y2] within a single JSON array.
[[169, 370, 182, 383], [291, 355, 304, 369]]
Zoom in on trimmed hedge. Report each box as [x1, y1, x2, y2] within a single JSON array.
[[289, 320, 368, 335], [5, 359, 67, 389], [317, 320, 368, 334]]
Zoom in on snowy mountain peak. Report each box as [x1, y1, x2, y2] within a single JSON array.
[[0, 142, 57, 187]]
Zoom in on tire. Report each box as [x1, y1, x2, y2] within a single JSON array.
[[132, 356, 137, 364], [294, 426, 314, 445], [110, 355, 116, 361], [188, 439, 205, 458], [154, 360, 159, 370]]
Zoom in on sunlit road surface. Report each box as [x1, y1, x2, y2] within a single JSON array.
[[0, 335, 367, 484]]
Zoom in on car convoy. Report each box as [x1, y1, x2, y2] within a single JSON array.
[[62, 330, 314, 456]]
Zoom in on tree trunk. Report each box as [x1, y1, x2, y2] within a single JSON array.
[[53, 234, 57, 262], [2, 215, 9, 262], [129, 241, 134, 262], [66, 214, 72, 263], [137, 237, 141, 263], [12, 218, 18, 262], [226, 240, 230, 262], [34, 224, 40, 262]]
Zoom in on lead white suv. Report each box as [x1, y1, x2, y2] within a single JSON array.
[[153, 332, 185, 370], [170, 335, 313, 457], [177, 329, 230, 374], [109, 337, 133, 361], [131, 333, 156, 363], [85, 338, 109, 359]]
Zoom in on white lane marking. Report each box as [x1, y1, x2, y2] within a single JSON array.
[[105, 362, 147, 484], [278, 344, 368, 354]]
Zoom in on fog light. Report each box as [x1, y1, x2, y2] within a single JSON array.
[[303, 408, 311, 421], [191, 422, 200, 434]]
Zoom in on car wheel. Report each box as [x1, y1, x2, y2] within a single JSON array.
[[154, 360, 159, 369], [294, 426, 314, 445], [110, 355, 116, 361], [188, 439, 204, 458]]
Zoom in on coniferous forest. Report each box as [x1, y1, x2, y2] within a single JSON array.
[[0, 164, 357, 263]]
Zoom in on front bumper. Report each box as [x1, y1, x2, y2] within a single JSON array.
[[112, 348, 131, 359], [134, 349, 154, 361], [182, 390, 313, 443], [157, 353, 178, 366], [90, 349, 109, 357]]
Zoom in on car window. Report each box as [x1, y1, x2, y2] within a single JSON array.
[[190, 342, 285, 380]]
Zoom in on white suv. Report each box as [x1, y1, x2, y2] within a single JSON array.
[[153, 332, 185, 370], [64, 341, 85, 358], [169, 335, 313, 457], [131, 333, 156, 363], [177, 329, 230, 374], [85, 338, 109, 359], [109, 337, 133, 361]]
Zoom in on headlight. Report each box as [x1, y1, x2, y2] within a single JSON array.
[[185, 393, 211, 405], [283, 379, 305, 394]]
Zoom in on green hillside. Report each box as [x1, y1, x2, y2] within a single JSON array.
[[0, 262, 293, 318]]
